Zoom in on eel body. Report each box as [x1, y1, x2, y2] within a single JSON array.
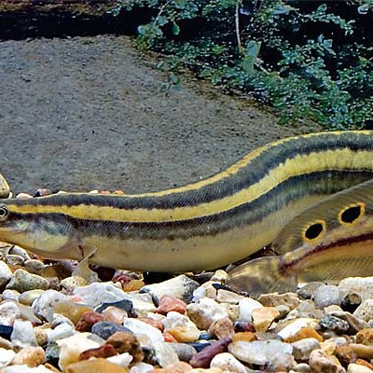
[[1, 131, 373, 272]]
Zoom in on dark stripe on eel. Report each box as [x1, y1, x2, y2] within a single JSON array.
[[8, 170, 373, 241]]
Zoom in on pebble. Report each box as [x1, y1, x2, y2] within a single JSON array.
[[208, 317, 235, 340], [237, 297, 263, 322], [251, 306, 280, 332], [97, 299, 136, 318], [292, 338, 321, 361], [5, 254, 25, 266], [192, 282, 218, 302], [32, 290, 68, 322], [102, 306, 129, 324], [277, 318, 318, 340], [156, 295, 187, 315], [168, 343, 197, 362], [106, 331, 143, 362], [0, 301, 20, 325], [309, 349, 346, 373], [314, 285, 341, 308], [258, 292, 300, 310], [190, 337, 231, 368], [65, 357, 130, 372], [210, 352, 247, 372], [297, 282, 325, 299], [341, 293, 362, 313], [188, 298, 229, 330], [1, 290, 20, 302], [163, 311, 200, 343], [153, 341, 179, 368], [0, 261, 12, 288], [11, 320, 38, 349], [56, 332, 102, 371], [107, 352, 133, 368], [6, 269, 49, 293], [354, 299, 373, 322], [11, 346, 45, 367], [339, 277, 373, 301], [54, 300, 93, 325], [60, 276, 87, 291], [122, 318, 163, 344], [141, 275, 199, 304], [347, 363, 373, 373], [229, 340, 294, 371], [18, 290, 45, 306], [24, 260, 46, 275], [319, 316, 350, 333], [79, 344, 118, 360], [92, 321, 131, 340], [45, 323, 75, 342], [216, 290, 244, 304], [357, 328, 373, 345], [75, 311, 104, 332], [0, 347, 16, 368]]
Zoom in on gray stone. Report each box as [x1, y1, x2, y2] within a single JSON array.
[[32, 289, 68, 322], [153, 341, 179, 368], [297, 282, 324, 299], [6, 269, 49, 293], [291, 338, 321, 361], [354, 299, 373, 322], [0, 301, 20, 326], [168, 343, 197, 362], [319, 316, 349, 333], [229, 340, 294, 371], [210, 352, 248, 373], [339, 277, 373, 302], [314, 285, 341, 308], [141, 275, 199, 305], [10, 320, 37, 349], [91, 321, 131, 340], [0, 262, 12, 289]]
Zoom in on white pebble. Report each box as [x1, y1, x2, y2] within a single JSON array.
[[122, 318, 163, 344], [0, 348, 16, 368], [238, 297, 263, 322], [210, 352, 247, 372], [107, 352, 133, 368], [11, 320, 38, 349]]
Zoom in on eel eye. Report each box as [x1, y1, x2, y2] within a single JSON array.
[[0, 204, 8, 221], [304, 220, 325, 242], [339, 203, 364, 225]]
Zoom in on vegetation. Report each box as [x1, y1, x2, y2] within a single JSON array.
[[111, 0, 373, 129]]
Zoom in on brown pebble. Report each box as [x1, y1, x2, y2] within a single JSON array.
[[231, 332, 256, 343], [11, 346, 45, 367], [163, 332, 178, 342], [357, 328, 373, 346], [123, 279, 145, 291], [102, 306, 128, 324], [44, 363, 62, 372], [189, 337, 231, 368], [356, 359, 373, 370], [105, 331, 143, 362], [156, 295, 187, 315], [79, 344, 118, 361], [208, 318, 235, 340], [284, 327, 323, 343], [336, 345, 357, 366], [309, 349, 345, 373], [258, 292, 300, 310], [54, 300, 93, 325], [251, 306, 280, 332], [66, 358, 129, 372], [350, 343, 373, 359], [138, 317, 165, 332], [76, 311, 104, 332]]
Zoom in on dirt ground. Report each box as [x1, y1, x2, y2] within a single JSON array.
[[0, 35, 319, 195]]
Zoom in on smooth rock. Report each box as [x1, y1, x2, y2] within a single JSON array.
[[65, 358, 129, 372], [297, 282, 324, 299], [238, 297, 263, 322], [24, 259, 46, 275], [5, 254, 25, 266], [229, 340, 294, 371], [32, 290, 68, 322], [354, 299, 373, 322], [232, 332, 256, 343], [163, 311, 200, 343], [192, 282, 218, 302], [284, 326, 323, 343], [122, 318, 163, 344], [129, 362, 154, 372], [18, 290, 45, 306], [0, 325, 13, 340], [339, 277, 373, 302], [208, 317, 235, 340], [6, 269, 49, 292], [210, 270, 228, 282], [251, 306, 280, 332], [156, 295, 187, 315], [309, 349, 346, 373], [92, 321, 131, 340], [314, 285, 341, 308], [0, 347, 16, 368], [107, 352, 133, 368], [11, 320, 38, 349], [0, 301, 20, 326], [153, 341, 179, 368], [123, 279, 145, 292], [60, 276, 87, 291], [210, 352, 247, 373], [45, 323, 75, 342], [258, 292, 300, 310], [168, 343, 197, 362], [75, 311, 104, 332], [291, 338, 321, 361], [0, 262, 12, 288], [96, 299, 135, 318], [357, 328, 373, 345], [141, 275, 199, 305], [277, 318, 318, 340], [79, 344, 118, 360], [56, 332, 102, 371], [106, 331, 143, 362], [187, 298, 229, 330], [54, 300, 93, 325], [11, 346, 45, 367], [1, 290, 20, 302], [319, 316, 349, 333], [102, 306, 128, 324], [9, 246, 31, 260], [347, 363, 373, 373], [324, 307, 369, 333], [190, 337, 231, 368], [294, 363, 311, 372], [350, 343, 373, 359], [216, 290, 244, 304]]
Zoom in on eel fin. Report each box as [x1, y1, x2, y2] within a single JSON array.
[[72, 245, 100, 284], [225, 256, 297, 298]]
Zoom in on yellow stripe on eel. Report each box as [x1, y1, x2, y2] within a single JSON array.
[[1, 130, 373, 272]]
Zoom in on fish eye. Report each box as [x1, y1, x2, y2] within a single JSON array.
[[304, 220, 325, 241], [0, 204, 8, 221], [339, 203, 364, 225]]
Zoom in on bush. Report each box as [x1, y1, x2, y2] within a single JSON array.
[[111, 0, 373, 129]]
